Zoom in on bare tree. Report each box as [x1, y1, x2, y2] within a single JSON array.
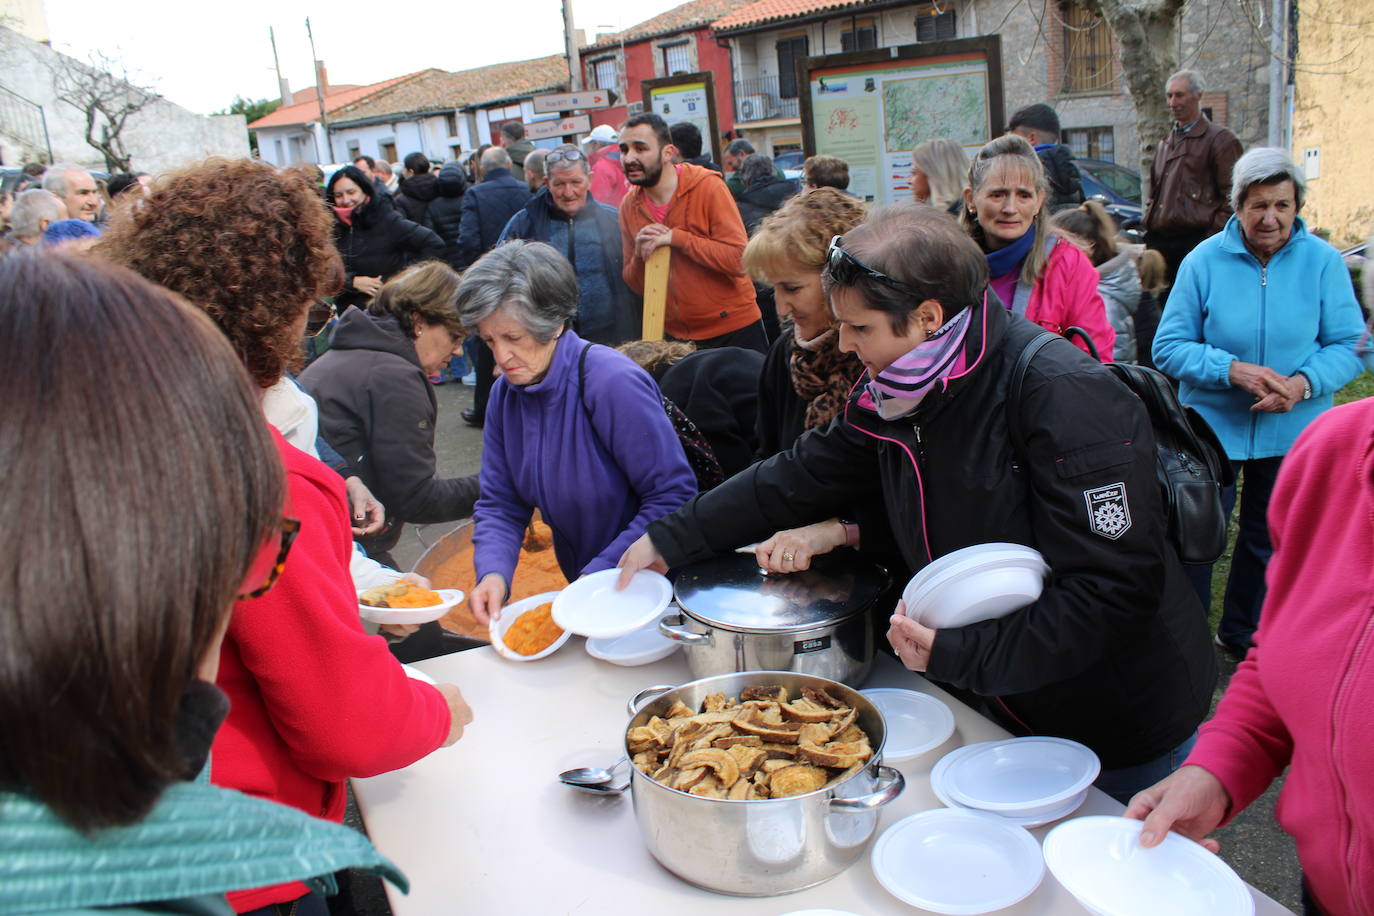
[[1065, 0, 1186, 188], [49, 50, 158, 172]]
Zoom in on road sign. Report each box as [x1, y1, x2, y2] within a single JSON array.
[[531, 89, 616, 114], [523, 114, 592, 141]]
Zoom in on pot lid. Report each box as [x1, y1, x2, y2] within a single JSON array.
[[672, 551, 889, 633]]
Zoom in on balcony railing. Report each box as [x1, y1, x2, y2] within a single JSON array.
[[732, 75, 800, 123], [0, 84, 53, 162]]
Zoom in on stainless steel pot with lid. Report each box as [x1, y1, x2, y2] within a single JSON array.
[[659, 552, 890, 686]]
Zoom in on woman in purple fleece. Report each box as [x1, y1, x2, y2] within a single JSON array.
[[458, 240, 698, 624]]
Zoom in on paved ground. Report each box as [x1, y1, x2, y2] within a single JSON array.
[[349, 380, 1302, 915]]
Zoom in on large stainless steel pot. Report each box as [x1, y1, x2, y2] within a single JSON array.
[[659, 552, 889, 686], [624, 670, 905, 896]]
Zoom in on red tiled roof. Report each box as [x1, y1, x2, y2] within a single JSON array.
[[248, 72, 432, 129], [583, 0, 755, 50], [712, 0, 870, 32], [329, 56, 570, 124]]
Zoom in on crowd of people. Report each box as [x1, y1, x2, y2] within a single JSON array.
[[1, 63, 1371, 916]]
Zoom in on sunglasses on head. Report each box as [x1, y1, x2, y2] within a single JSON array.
[[824, 236, 918, 296], [545, 149, 586, 167]]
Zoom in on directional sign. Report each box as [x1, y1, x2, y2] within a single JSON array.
[[531, 89, 616, 114], [523, 114, 592, 141]]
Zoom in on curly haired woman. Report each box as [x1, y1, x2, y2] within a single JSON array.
[[98, 159, 472, 916]]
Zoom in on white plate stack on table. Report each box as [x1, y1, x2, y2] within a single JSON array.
[[585, 608, 681, 666], [551, 568, 673, 639], [903, 543, 1048, 628], [1043, 816, 1255, 916], [930, 737, 1099, 828]]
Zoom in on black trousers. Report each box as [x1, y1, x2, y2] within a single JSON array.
[[472, 336, 496, 422], [677, 318, 769, 354]]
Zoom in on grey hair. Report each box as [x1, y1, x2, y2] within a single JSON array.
[[481, 146, 512, 172], [543, 144, 589, 177], [1231, 147, 1306, 211], [960, 134, 1051, 286], [11, 189, 65, 239], [823, 202, 988, 333], [41, 163, 86, 198], [1167, 69, 1204, 95], [525, 148, 550, 178], [725, 139, 755, 156], [739, 154, 775, 188], [456, 239, 578, 343], [910, 138, 969, 211]]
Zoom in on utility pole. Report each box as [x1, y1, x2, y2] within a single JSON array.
[[562, 0, 582, 91], [1266, 0, 1286, 148], [269, 27, 291, 106], [306, 17, 334, 162]]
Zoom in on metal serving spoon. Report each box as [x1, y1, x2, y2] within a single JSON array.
[[558, 759, 630, 794]]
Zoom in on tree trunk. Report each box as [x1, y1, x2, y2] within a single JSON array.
[[1070, 0, 1187, 198]]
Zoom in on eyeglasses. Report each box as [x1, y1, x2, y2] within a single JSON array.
[[236, 517, 300, 600], [545, 149, 586, 168], [825, 236, 918, 296], [305, 300, 337, 338]]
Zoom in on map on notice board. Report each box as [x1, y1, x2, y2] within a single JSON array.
[[882, 71, 987, 151]]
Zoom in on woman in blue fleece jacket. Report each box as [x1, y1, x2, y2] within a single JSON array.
[[1153, 147, 1363, 656], [457, 240, 697, 624]]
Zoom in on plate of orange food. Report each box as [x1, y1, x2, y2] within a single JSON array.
[[490, 591, 571, 662], [358, 581, 464, 625]]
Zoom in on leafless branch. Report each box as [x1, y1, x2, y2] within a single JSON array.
[[48, 49, 159, 172]]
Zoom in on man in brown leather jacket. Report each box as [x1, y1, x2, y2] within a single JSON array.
[[1143, 70, 1244, 293]]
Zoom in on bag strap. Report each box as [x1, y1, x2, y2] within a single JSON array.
[[576, 342, 605, 451], [1062, 325, 1102, 362], [1007, 331, 1061, 457]]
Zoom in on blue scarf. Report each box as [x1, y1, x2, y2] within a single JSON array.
[[983, 225, 1036, 278]]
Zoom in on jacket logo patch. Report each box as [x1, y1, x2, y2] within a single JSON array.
[[1084, 482, 1131, 539]]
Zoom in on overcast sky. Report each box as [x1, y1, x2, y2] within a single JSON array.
[[43, 0, 685, 115]]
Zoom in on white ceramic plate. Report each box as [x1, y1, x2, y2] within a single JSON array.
[[585, 610, 680, 666], [400, 664, 436, 686], [551, 569, 672, 639], [902, 543, 1043, 604], [942, 736, 1099, 818], [931, 743, 1087, 828], [358, 587, 464, 625], [871, 808, 1044, 914], [859, 688, 955, 762], [1043, 816, 1254, 916], [489, 591, 571, 661]]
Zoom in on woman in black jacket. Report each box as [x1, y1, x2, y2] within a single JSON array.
[[299, 260, 478, 567], [619, 202, 1216, 803], [327, 165, 444, 311]]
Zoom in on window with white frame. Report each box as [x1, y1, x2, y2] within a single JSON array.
[[661, 41, 691, 75], [592, 57, 617, 90]]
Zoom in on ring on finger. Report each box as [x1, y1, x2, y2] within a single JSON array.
[[782, 551, 795, 562]]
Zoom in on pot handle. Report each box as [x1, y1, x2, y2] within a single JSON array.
[[657, 614, 711, 646], [627, 684, 676, 716], [828, 765, 905, 812]]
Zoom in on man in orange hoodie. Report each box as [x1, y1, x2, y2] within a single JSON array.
[[619, 113, 767, 352]]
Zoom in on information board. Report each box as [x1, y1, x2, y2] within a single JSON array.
[[799, 37, 1003, 204], [642, 71, 722, 167]]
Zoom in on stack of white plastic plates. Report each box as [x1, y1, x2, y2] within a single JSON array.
[[871, 808, 1044, 914], [902, 543, 1049, 628], [1043, 816, 1254, 916], [931, 737, 1098, 827], [585, 610, 680, 666], [859, 688, 955, 762], [550, 568, 672, 639]]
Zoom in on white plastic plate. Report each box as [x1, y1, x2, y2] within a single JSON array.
[[902, 543, 1044, 605], [1043, 816, 1254, 916], [943, 736, 1100, 818], [585, 610, 680, 666], [400, 664, 436, 686], [358, 587, 463, 625], [931, 743, 1087, 828], [871, 808, 1044, 914], [489, 591, 571, 661], [551, 569, 672, 639], [859, 688, 955, 762]]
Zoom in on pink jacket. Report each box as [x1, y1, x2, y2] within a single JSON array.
[[588, 145, 629, 208], [1027, 239, 1115, 363], [1187, 398, 1374, 916]]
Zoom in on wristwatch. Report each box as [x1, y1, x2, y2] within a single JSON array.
[[1299, 372, 1313, 400]]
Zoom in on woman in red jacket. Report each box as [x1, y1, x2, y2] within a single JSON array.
[[960, 134, 1114, 361], [1126, 397, 1374, 916], [99, 159, 472, 916]]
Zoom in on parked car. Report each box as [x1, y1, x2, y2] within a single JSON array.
[[1073, 157, 1143, 240], [773, 149, 804, 181]]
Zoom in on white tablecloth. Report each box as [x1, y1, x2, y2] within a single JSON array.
[[352, 643, 1291, 915]]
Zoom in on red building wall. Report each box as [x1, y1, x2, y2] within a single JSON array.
[[584, 27, 735, 144]]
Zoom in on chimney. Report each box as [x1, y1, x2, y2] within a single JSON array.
[[315, 61, 330, 98]]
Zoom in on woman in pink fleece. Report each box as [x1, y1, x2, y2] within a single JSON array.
[[1126, 397, 1374, 915], [960, 134, 1114, 362]]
